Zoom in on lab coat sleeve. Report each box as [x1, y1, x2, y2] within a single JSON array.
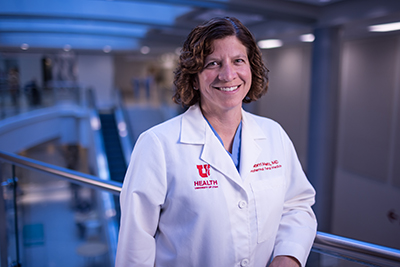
[[115, 131, 167, 266], [272, 129, 317, 267]]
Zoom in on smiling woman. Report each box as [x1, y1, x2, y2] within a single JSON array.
[[116, 17, 317, 267]]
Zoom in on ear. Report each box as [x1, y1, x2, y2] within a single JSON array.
[[193, 76, 199, 90]]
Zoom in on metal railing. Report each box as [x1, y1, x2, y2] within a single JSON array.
[[0, 150, 121, 195], [313, 232, 400, 266], [1, 150, 400, 267]]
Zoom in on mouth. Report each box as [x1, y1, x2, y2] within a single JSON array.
[[215, 85, 240, 92]]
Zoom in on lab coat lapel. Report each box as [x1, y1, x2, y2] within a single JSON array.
[[180, 105, 242, 185], [239, 110, 266, 181], [201, 127, 242, 184]]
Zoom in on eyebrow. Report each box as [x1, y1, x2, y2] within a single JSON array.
[[205, 53, 248, 61]]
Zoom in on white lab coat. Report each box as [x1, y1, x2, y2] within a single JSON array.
[[116, 104, 317, 267]]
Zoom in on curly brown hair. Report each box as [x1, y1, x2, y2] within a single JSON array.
[[173, 17, 269, 107]]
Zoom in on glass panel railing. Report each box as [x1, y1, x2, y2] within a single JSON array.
[[1, 167, 118, 267], [0, 151, 121, 267], [307, 250, 368, 267], [0, 163, 19, 267]]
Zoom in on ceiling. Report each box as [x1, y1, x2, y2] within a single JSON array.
[[0, 0, 400, 57]]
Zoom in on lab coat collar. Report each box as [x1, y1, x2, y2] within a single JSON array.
[[180, 104, 267, 184], [180, 104, 206, 145]]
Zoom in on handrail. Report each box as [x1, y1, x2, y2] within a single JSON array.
[[114, 88, 134, 165], [1, 150, 400, 266], [0, 150, 121, 195], [313, 232, 400, 266]]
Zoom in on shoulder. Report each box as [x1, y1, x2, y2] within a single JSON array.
[[139, 104, 202, 141], [241, 110, 296, 150], [243, 110, 285, 134], [246, 111, 280, 125]]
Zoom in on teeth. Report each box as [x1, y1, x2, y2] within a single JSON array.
[[219, 86, 238, 92]]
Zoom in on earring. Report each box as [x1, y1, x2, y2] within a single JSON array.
[[193, 86, 198, 90]]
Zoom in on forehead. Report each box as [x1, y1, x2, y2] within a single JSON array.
[[207, 36, 248, 57]]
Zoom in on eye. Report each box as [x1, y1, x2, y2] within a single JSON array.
[[235, 58, 246, 64], [205, 61, 219, 69]]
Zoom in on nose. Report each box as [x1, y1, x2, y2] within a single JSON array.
[[218, 63, 237, 82]]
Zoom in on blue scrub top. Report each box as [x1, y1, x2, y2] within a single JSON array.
[[204, 117, 242, 172]]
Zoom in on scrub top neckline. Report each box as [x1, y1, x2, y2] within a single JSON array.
[[203, 116, 242, 172]]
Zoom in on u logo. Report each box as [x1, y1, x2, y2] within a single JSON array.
[[196, 164, 210, 178]]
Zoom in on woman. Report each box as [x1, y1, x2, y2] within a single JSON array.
[[116, 17, 317, 267]]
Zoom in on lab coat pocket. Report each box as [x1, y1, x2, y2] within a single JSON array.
[[250, 177, 286, 244]]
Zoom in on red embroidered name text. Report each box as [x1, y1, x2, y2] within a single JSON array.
[[251, 160, 282, 173]]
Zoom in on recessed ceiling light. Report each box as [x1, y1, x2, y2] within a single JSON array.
[[140, 46, 150, 54], [21, 43, 29, 50], [257, 39, 283, 49], [369, 22, 400, 32], [63, 44, 72, 52], [103, 45, 112, 53], [300, 34, 315, 42]]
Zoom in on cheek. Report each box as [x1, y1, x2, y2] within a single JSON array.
[[240, 68, 252, 84], [199, 72, 216, 87], [247, 72, 252, 84]]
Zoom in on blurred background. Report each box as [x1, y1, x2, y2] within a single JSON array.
[[1, 0, 400, 266]]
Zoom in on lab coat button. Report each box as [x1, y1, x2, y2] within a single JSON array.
[[240, 258, 249, 266], [238, 200, 247, 209]]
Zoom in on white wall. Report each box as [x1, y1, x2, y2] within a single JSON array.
[[18, 53, 43, 88], [114, 56, 151, 95], [77, 55, 114, 109], [333, 35, 400, 249], [255, 44, 312, 168]]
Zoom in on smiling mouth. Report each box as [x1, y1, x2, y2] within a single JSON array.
[[215, 85, 239, 92]]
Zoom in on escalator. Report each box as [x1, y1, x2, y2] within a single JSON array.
[[98, 110, 127, 183], [98, 110, 129, 231]]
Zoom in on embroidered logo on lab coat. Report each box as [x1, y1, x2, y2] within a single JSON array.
[[250, 160, 282, 173], [196, 164, 210, 177], [194, 164, 218, 190]]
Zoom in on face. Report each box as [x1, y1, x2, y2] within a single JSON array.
[[194, 35, 252, 115]]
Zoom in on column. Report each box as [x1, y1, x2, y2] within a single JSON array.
[[307, 26, 341, 232]]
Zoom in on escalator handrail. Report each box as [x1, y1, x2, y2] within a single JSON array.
[[113, 89, 134, 165]]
